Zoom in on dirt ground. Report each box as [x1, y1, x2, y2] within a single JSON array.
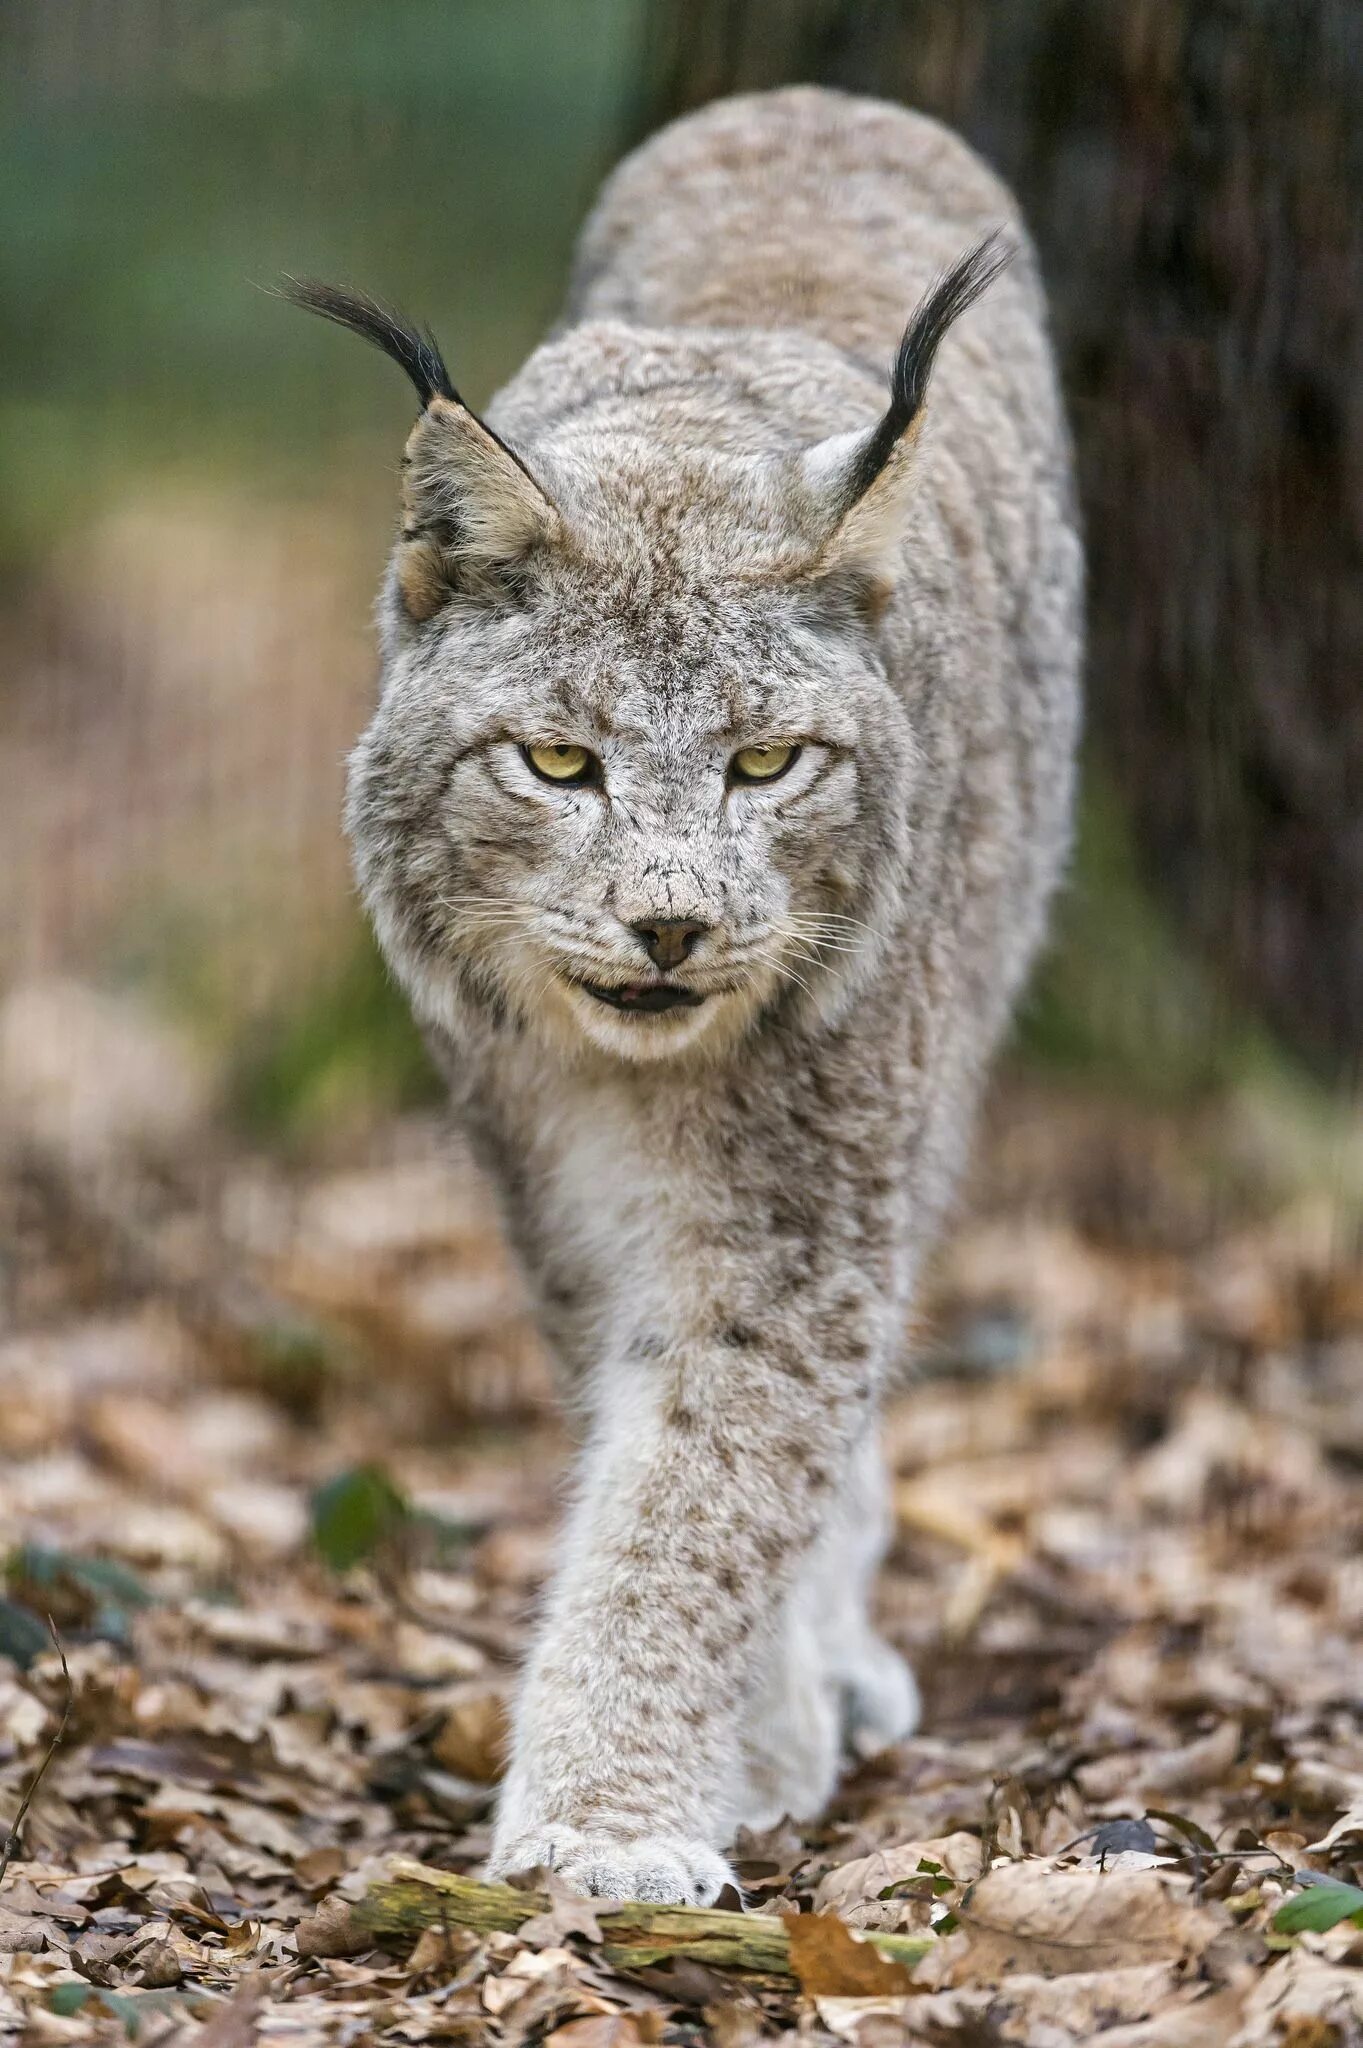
[[0, 990, 1360, 2044]]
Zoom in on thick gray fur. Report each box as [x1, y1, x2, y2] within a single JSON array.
[[331, 87, 1082, 1903]]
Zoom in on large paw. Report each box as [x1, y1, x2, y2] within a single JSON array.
[[487, 1824, 733, 1905]]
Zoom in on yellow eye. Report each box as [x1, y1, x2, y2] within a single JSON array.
[[524, 742, 596, 785], [731, 743, 799, 784]]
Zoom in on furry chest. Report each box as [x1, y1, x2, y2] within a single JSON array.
[[505, 1086, 684, 1361]]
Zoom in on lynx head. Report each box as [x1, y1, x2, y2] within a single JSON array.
[[285, 240, 1006, 1066]]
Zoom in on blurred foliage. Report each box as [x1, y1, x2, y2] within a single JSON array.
[[311, 1462, 479, 1572], [310, 1462, 410, 1572], [231, 927, 439, 1140], [1018, 770, 1286, 1104], [45, 1983, 194, 2034], [638, 0, 1363, 1083], [0, 0, 645, 568], [0, 1600, 53, 1673], [7, 1544, 153, 1650], [0, 0, 1344, 1145]]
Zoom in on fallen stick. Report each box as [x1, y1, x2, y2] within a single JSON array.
[[360, 1857, 935, 1980]]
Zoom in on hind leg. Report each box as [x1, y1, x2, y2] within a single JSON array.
[[810, 1429, 919, 1757], [735, 1431, 917, 1832], [738, 1604, 842, 1833]]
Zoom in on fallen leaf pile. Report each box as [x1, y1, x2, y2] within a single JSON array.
[[0, 997, 1361, 2041]]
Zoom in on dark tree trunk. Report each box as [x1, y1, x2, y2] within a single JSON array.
[[634, 0, 1363, 1080]]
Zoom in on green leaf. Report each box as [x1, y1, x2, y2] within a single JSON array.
[[48, 1983, 97, 2017], [1273, 1876, 1363, 1934], [311, 1464, 410, 1572], [48, 1980, 192, 2038], [61, 1554, 154, 1610], [48, 1984, 144, 2037], [878, 1858, 954, 1901], [7, 1546, 153, 1652], [0, 1597, 52, 1669], [11, 1545, 152, 1607]]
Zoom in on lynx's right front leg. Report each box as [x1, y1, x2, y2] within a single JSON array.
[[486, 1285, 889, 1902]]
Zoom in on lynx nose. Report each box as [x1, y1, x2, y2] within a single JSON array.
[[629, 918, 709, 971]]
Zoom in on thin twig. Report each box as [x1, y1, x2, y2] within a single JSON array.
[[0, 1618, 73, 1884]]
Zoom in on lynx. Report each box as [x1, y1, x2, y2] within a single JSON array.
[[289, 86, 1082, 1903]]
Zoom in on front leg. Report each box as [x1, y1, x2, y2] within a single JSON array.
[[486, 1283, 887, 1902]]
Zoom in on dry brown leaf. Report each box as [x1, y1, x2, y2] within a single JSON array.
[[898, 1963, 1188, 2044], [190, 1974, 270, 2048], [0, 1879, 92, 1927], [783, 1911, 917, 1997], [515, 1871, 604, 1948], [433, 1689, 511, 1783], [293, 1894, 372, 1959], [813, 1993, 916, 2039], [1046, 1983, 1250, 2048], [395, 1620, 487, 1681], [1, 1054, 1360, 2046], [294, 1845, 349, 1891], [698, 2005, 764, 2048], [1137, 1716, 1243, 1796], [482, 1969, 532, 2014], [815, 1832, 983, 1930], [131, 1938, 182, 1988], [1239, 1948, 1363, 2041], [951, 1862, 1224, 1983], [0, 1910, 63, 1955], [1306, 1805, 1363, 1854], [1079, 1719, 1242, 1802], [544, 2019, 655, 2047], [403, 1924, 476, 1980]]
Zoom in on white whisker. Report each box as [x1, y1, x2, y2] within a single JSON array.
[[749, 948, 817, 1001], [780, 928, 861, 957], [785, 910, 880, 940]]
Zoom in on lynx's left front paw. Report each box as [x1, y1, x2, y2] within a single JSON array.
[[487, 1823, 732, 1904]]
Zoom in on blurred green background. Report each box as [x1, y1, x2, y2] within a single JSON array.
[[2, 0, 648, 1139], [2, 0, 1359, 1203], [3, 0, 644, 557]]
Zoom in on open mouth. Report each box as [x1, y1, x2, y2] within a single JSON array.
[[578, 980, 707, 1015]]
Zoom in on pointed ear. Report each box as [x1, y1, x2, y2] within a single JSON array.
[[397, 396, 560, 617], [281, 278, 560, 620], [797, 234, 1012, 608]]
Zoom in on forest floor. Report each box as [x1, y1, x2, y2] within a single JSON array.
[[0, 989, 1361, 2045]]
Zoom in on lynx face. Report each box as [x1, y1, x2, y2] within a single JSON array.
[[297, 237, 1005, 1066], [346, 546, 912, 1066]]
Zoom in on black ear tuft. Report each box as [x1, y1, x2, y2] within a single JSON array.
[[891, 231, 1013, 424], [843, 231, 1014, 507], [279, 277, 456, 410]]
